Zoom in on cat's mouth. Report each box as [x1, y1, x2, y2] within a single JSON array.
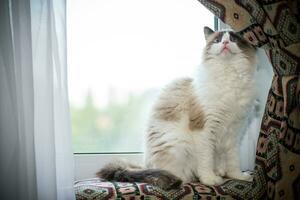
[[221, 46, 231, 54]]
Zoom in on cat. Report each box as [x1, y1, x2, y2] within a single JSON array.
[[97, 26, 257, 190]]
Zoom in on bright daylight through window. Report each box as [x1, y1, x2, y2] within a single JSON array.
[[67, 0, 214, 153]]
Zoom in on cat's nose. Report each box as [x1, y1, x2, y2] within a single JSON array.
[[223, 40, 229, 45]]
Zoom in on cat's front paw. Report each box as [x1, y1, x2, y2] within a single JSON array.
[[227, 171, 253, 182], [200, 174, 223, 186]]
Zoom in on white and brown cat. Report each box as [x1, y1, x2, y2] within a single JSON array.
[[97, 27, 257, 190]]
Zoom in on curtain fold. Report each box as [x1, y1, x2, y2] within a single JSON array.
[[198, 0, 300, 199], [0, 0, 75, 199]]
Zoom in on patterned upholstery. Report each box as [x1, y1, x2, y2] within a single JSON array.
[[75, 1, 300, 199], [75, 178, 253, 199], [197, 0, 300, 199]]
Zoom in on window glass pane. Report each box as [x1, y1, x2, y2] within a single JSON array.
[[67, 0, 214, 153]]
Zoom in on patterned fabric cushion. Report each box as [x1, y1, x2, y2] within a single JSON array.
[[75, 178, 256, 200]]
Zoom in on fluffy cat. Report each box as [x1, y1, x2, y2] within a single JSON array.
[[97, 27, 257, 190]]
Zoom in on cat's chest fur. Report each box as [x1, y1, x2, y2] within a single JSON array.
[[191, 57, 256, 151], [196, 57, 256, 119]]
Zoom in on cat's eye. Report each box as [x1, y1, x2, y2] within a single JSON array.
[[229, 34, 237, 42], [213, 38, 221, 43]]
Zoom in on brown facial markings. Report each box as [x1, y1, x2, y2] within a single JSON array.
[[229, 31, 254, 51], [229, 31, 256, 61], [203, 31, 225, 61], [203, 30, 256, 62], [205, 31, 255, 51], [206, 31, 225, 47]]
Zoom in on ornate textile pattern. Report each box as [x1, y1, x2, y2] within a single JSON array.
[[75, 178, 249, 199], [197, 0, 300, 199]]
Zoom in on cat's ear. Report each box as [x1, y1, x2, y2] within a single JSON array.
[[204, 26, 214, 40]]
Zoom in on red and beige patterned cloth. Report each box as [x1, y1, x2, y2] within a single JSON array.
[[75, 1, 300, 199], [75, 178, 253, 200]]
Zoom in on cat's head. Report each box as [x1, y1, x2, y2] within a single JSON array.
[[203, 26, 255, 61]]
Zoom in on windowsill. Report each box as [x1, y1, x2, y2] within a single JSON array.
[[74, 153, 144, 181]]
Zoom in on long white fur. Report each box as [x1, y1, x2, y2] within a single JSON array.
[[145, 31, 256, 185]]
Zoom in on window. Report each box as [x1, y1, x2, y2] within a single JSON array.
[[67, 0, 215, 154]]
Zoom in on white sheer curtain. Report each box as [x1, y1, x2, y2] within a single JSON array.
[[0, 0, 75, 199]]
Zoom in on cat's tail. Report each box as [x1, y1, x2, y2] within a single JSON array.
[[96, 160, 182, 190]]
